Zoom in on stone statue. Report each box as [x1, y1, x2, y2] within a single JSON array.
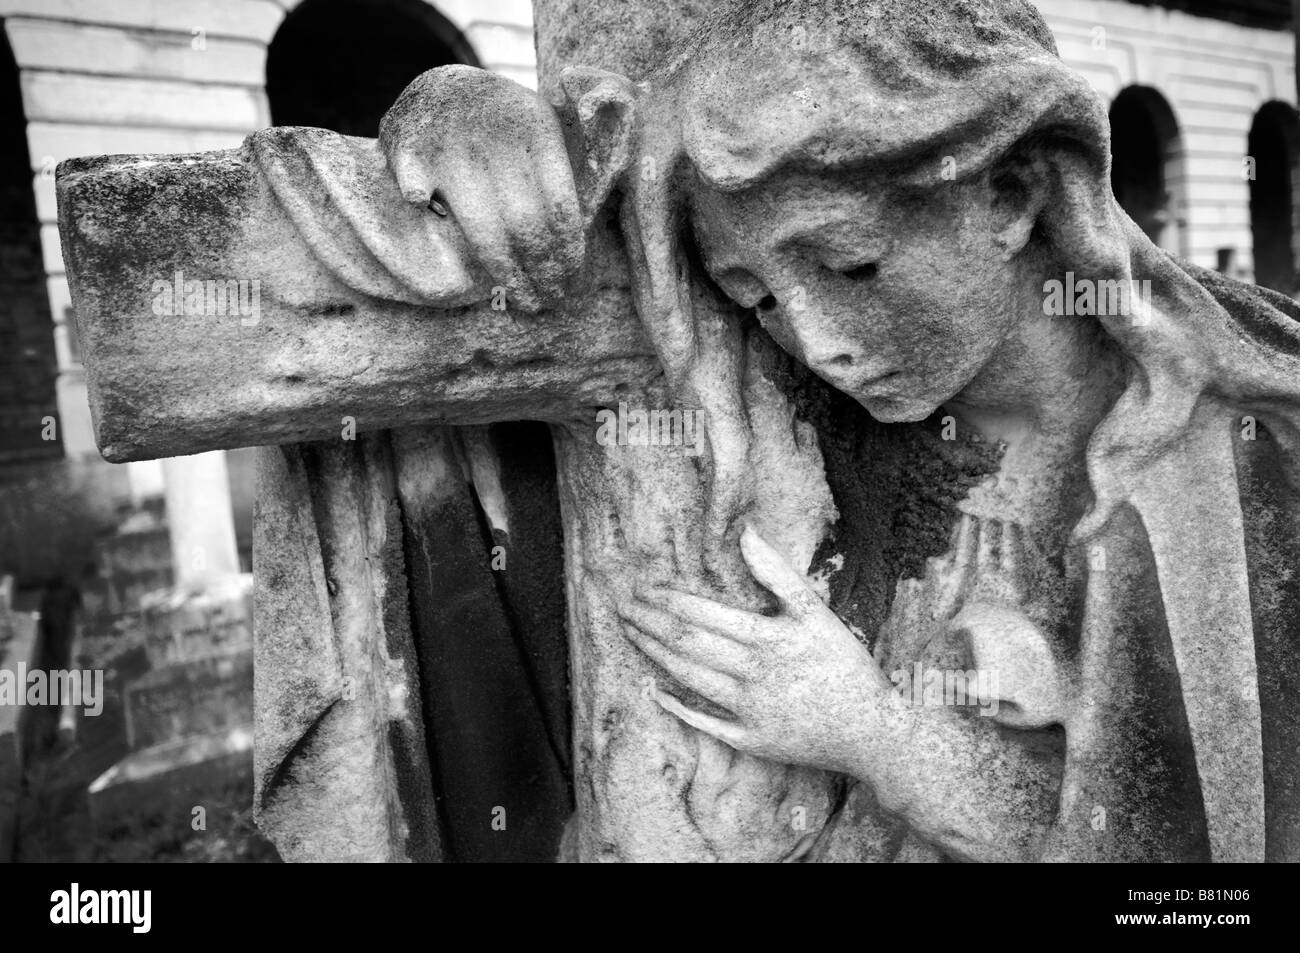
[[603, 0, 1300, 863], [56, 0, 1299, 862]]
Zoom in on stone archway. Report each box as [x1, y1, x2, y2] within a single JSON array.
[[1109, 85, 1187, 256], [1248, 100, 1300, 295], [268, 0, 480, 136], [264, 0, 573, 863], [0, 23, 59, 465]]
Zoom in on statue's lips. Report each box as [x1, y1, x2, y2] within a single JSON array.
[[824, 367, 903, 398], [861, 370, 904, 391]]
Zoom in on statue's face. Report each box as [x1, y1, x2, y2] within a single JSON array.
[[692, 171, 1022, 423]]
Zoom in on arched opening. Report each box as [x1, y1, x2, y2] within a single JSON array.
[[1248, 101, 1300, 295], [1109, 85, 1187, 256], [267, 0, 478, 136], [0, 24, 60, 464], [265, 1, 571, 864]]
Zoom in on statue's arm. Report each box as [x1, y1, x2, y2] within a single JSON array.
[[833, 687, 1059, 862], [617, 525, 1061, 862]]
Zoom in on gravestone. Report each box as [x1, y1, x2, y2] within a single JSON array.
[[122, 652, 252, 751], [0, 576, 40, 861], [96, 508, 172, 617]]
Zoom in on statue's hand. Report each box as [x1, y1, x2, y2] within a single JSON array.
[[617, 526, 891, 772], [378, 65, 584, 312]]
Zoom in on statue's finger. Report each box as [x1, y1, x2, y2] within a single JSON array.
[[385, 146, 438, 207], [739, 525, 823, 619], [529, 111, 585, 275], [377, 134, 540, 307], [638, 587, 762, 643], [652, 689, 747, 750], [378, 64, 494, 173], [437, 160, 540, 310], [621, 620, 741, 706], [618, 600, 749, 674], [502, 159, 578, 304]]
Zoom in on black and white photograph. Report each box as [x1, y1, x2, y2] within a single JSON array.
[[0, 0, 1295, 918]]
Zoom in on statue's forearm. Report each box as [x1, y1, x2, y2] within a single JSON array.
[[842, 695, 1061, 862]]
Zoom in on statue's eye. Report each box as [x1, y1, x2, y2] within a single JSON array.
[[838, 262, 878, 281], [714, 268, 772, 310]]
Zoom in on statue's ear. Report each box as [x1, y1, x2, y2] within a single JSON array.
[[992, 134, 1128, 275], [988, 148, 1053, 261], [558, 66, 641, 222]]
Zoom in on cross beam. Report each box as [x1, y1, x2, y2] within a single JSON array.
[[57, 128, 657, 462]]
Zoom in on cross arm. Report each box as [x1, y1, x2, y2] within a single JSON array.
[[56, 127, 657, 462]]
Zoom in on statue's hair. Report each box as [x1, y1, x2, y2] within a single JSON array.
[[671, 0, 1106, 195]]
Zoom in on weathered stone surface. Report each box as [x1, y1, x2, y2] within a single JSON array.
[[56, 129, 658, 462], [252, 434, 442, 863]]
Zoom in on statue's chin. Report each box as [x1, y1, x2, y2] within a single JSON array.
[[859, 394, 936, 424]]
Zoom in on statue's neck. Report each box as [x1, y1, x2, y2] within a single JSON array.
[[944, 285, 1125, 528]]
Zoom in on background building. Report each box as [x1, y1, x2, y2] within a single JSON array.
[[1038, 0, 1297, 290]]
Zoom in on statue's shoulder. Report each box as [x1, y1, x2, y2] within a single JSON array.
[[1174, 257, 1300, 355]]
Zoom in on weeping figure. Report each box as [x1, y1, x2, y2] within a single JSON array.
[[592, 0, 1300, 862]]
